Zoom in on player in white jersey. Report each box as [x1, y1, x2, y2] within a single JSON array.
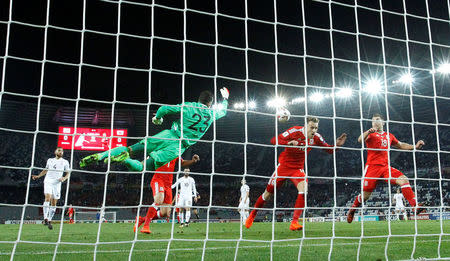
[[32, 147, 70, 230], [238, 179, 250, 223], [172, 169, 198, 227], [393, 188, 408, 220]]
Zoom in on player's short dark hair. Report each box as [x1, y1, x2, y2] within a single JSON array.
[[307, 117, 319, 123], [372, 113, 384, 120], [56, 146, 63, 150], [198, 90, 214, 105]]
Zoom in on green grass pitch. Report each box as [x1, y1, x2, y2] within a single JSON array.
[[0, 220, 449, 260]]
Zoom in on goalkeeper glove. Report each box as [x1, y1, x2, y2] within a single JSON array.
[[220, 87, 229, 100]]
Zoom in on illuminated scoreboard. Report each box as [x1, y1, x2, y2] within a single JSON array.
[[57, 127, 128, 151]]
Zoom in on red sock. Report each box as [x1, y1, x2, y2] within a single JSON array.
[[177, 213, 180, 223], [401, 183, 417, 207], [143, 206, 158, 226], [292, 192, 305, 222], [351, 194, 362, 208], [250, 195, 266, 218]]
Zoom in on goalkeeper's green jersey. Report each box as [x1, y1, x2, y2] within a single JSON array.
[[155, 100, 228, 146]]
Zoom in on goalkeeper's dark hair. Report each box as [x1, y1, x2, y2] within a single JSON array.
[[372, 113, 384, 120], [198, 90, 214, 105]]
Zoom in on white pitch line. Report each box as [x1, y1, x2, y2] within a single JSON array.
[[1, 238, 448, 256]]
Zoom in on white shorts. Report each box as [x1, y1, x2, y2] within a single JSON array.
[[44, 181, 62, 199], [177, 195, 192, 208], [395, 205, 405, 212], [238, 199, 249, 210]]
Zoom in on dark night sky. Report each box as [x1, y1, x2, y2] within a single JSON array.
[[0, 0, 449, 138]]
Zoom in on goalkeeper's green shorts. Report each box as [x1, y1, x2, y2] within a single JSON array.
[[129, 130, 187, 169]]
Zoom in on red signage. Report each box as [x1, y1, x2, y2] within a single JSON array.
[[57, 127, 128, 151]]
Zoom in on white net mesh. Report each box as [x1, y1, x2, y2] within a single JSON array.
[[0, 0, 449, 260]]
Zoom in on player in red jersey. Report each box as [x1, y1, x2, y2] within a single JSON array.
[[134, 154, 200, 234], [245, 117, 347, 231], [67, 204, 74, 224], [347, 114, 425, 223]]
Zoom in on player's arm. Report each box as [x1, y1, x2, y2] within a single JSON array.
[[180, 154, 200, 168], [32, 169, 47, 180], [392, 140, 425, 150], [152, 103, 182, 125], [270, 127, 300, 146], [213, 88, 230, 120], [358, 128, 377, 143], [59, 161, 71, 182], [171, 179, 181, 189], [315, 133, 347, 154], [192, 179, 198, 203], [32, 160, 50, 180]]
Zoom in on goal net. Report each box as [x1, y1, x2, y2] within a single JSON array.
[[0, 0, 449, 260]]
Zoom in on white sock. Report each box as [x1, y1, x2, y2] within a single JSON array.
[[43, 201, 50, 220], [403, 213, 408, 220], [396, 214, 400, 220], [48, 206, 56, 221], [244, 211, 249, 221], [180, 212, 184, 224], [186, 211, 191, 223]]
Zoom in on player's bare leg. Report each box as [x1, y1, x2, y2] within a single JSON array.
[[347, 191, 372, 223], [290, 181, 306, 231], [246, 190, 272, 229]]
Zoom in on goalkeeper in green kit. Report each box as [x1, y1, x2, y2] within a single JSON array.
[[80, 88, 229, 171]]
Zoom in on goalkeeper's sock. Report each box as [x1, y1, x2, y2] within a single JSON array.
[[43, 201, 50, 220], [185, 211, 191, 223], [124, 159, 144, 172], [250, 195, 266, 218], [98, 146, 128, 161], [144, 206, 158, 226], [48, 206, 56, 221], [292, 192, 305, 222], [401, 183, 417, 207]]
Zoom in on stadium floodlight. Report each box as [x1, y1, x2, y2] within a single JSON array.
[[212, 103, 224, 110], [291, 97, 305, 104], [267, 97, 286, 108], [335, 88, 353, 98], [394, 73, 414, 84], [248, 101, 257, 109], [233, 102, 245, 109], [437, 63, 450, 74], [364, 79, 382, 94], [310, 92, 325, 102]]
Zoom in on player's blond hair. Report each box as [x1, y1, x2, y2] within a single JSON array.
[[307, 117, 319, 123], [372, 113, 384, 120]]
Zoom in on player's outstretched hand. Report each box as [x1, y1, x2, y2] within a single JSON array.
[[192, 154, 200, 162], [152, 116, 163, 125], [32, 175, 39, 180], [415, 140, 425, 149], [287, 140, 299, 146], [220, 87, 229, 100], [194, 197, 198, 203], [336, 133, 347, 146]]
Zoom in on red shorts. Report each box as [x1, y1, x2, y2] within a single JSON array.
[[266, 164, 307, 193], [150, 178, 172, 205], [69, 213, 73, 218], [363, 164, 404, 192]]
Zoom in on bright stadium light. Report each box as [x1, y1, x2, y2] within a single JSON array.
[[267, 97, 286, 108], [291, 97, 305, 104], [335, 88, 353, 98], [310, 92, 325, 102], [364, 79, 382, 94], [233, 102, 245, 109], [212, 103, 223, 110], [394, 73, 414, 84], [437, 63, 450, 74], [248, 100, 257, 109]]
